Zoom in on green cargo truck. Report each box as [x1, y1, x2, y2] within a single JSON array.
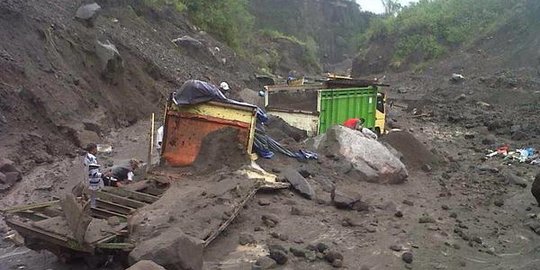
[[264, 80, 386, 136]]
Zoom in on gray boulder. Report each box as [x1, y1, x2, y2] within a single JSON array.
[[172, 36, 204, 50], [96, 40, 124, 80], [75, 3, 101, 25], [312, 126, 408, 184], [128, 228, 204, 270], [282, 167, 315, 199], [126, 260, 166, 270]]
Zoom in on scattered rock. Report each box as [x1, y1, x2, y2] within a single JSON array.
[[449, 212, 457, 218], [532, 173, 540, 205], [239, 233, 256, 245], [421, 164, 432, 172], [282, 167, 315, 199], [419, 215, 436, 224], [331, 188, 363, 210], [75, 3, 101, 26], [441, 205, 450, 210], [481, 135, 496, 145], [395, 211, 404, 218], [403, 200, 414, 206], [262, 214, 280, 228], [172, 35, 204, 50], [289, 247, 307, 257], [316, 243, 329, 253], [269, 249, 288, 265], [494, 199, 504, 207], [389, 244, 403, 252], [512, 131, 529, 141], [291, 206, 310, 216], [128, 228, 203, 270], [258, 199, 271, 206], [255, 256, 277, 269], [126, 260, 166, 270], [402, 252, 414, 264], [324, 251, 344, 263], [504, 172, 527, 188], [332, 259, 343, 268]]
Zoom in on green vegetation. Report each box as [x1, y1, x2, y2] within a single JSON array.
[[359, 0, 522, 63], [143, 0, 253, 50]]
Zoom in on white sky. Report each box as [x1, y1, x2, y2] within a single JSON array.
[[356, 0, 418, 14]]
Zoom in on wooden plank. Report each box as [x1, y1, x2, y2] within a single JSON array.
[[139, 186, 164, 196], [203, 187, 258, 247], [96, 242, 135, 251], [94, 190, 146, 209], [17, 210, 50, 221], [2, 200, 59, 214], [90, 207, 127, 220], [95, 199, 135, 215], [5, 218, 92, 253], [59, 194, 92, 244], [102, 186, 159, 203]]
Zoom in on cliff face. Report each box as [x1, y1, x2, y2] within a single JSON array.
[[250, 0, 372, 65]]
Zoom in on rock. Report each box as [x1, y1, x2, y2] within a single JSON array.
[[395, 211, 404, 218], [0, 172, 5, 184], [419, 215, 436, 224], [96, 40, 124, 80], [258, 199, 271, 206], [262, 214, 280, 227], [0, 158, 21, 175], [389, 244, 403, 252], [255, 256, 277, 269], [511, 131, 529, 141], [107, 216, 120, 226], [449, 212, 458, 218], [324, 251, 344, 263], [421, 164, 432, 172], [2, 172, 21, 185], [282, 167, 315, 199], [342, 216, 362, 227], [402, 252, 413, 264], [75, 3, 101, 25], [306, 251, 317, 261], [311, 126, 408, 184], [494, 199, 504, 207], [402, 200, 414, 206], [269, 250, 288, 265], [239, 233, 256, 245], [450, 74, 465, 83], [126, 260, 166, 270], [316, 243, 329, 253], [291, 206, 310, 216], [332, 259, 343, 268], [455, 94, 467, 101], [481, 135, 496, 145], [441, 205, 450, 210], [172, 35, 204, 50], [331, 188, 363, 209], [504, 172, 527, 188], [289, 247, 307, 257], [532, 173, 540, 205], [128, 228, 204, 270]]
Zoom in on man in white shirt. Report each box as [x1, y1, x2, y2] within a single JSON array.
[[156, 125, 164, 151]]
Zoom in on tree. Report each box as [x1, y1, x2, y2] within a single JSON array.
[[381, 0, 402, 15]]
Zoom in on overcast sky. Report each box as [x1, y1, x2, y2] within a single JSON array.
[[356, 0, 418, 14]]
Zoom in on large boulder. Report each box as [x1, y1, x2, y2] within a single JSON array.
[[172, 35, 204, 50], [128, 227, 204, 270], [126, 260, 166, 270], [0, 158, 22, 191], [312, 126, 408, 184], [96, 40, 124, 80], [75, 3, 101, 26]]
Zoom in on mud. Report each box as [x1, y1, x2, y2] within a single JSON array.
[[380, 130, 438, 170], [191, 127, 251, 174], [265, 115, 308, 143]]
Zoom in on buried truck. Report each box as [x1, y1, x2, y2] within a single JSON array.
[[1, 82, 288, 268], [264, 78, 387, 136]]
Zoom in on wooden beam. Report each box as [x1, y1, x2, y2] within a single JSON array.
[[90, 207, 127, 220], [2, 200, 59, 214], [95, 191, 146, 209], [95, 199, 135, 215], [102, 187, 159, 203], [96, 242, 135, 251]]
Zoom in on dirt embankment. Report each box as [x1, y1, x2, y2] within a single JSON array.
[[0, 0, 258, 172]]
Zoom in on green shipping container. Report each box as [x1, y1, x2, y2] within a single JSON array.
[[318, 86, 378, 134]]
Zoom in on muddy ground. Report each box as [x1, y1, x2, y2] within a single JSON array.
[[1, 68, 540, 270]]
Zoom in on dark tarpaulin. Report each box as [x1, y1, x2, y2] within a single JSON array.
[[173, 79, 227, 105]]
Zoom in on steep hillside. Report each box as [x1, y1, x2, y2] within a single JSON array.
[[250, 0, 373, 67], [352, 0, 539, 75], [0, 0, 257, 170]]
